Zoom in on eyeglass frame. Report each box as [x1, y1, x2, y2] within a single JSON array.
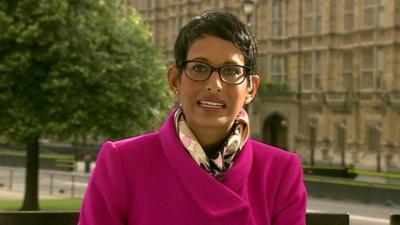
[[178, 60, 252, 85]]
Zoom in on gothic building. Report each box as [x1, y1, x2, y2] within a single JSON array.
[[129, 0, 400, 172]]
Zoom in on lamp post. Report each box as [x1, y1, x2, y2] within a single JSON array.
[[242, 0, 256, 27], [338, 122, 346, 167], [308, 119, 317, 165], [374, 124, 382, 172]]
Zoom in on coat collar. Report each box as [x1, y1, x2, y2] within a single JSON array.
[[158, 110, 253, 218]]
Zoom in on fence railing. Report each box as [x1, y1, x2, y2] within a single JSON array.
[[0, 166, 89, 198], [0, 211, 398, 225]]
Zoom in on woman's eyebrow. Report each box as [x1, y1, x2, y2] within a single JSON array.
[[188, 57, 243, 66]]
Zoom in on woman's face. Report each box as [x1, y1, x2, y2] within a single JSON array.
[[168, 35, 259, 133]]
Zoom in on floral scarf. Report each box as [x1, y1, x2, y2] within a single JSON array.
[[174, 107, 250, 177]]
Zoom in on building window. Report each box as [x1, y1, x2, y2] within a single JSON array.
[[302, 53, 313, 90], [301, 52, 322, 91], [361, 48, 385, 90], [304, 0, 314, 34], [362, 48, 374, 89], [329, 0, 337, 31], [378, 0, 385, 27], [304, 0, 323, 34], [363, 0, 385, 28], [397, 0, 400, 25], [342, 51, 354, 91], [344, 0, 354, 31], [315, 0, 323, 34], [363, 0, 376, 28], [314, 52, 321, 90], [271, 55, 287, 84], [376, 48, 385, 89], [272, 0, 284, 37]]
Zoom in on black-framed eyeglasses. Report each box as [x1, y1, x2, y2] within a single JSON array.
[[179, 60, 251, 85]]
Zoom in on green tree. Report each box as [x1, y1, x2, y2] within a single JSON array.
[[0, 0, 173, 210]]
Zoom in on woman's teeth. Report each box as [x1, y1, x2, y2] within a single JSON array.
[[198, 100, 224, 108]]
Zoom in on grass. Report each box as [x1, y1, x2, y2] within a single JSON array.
[[0, 198, 82, 211], [303, 164, 348, 170], [352, 169, 400, 179], [304, 175, 400, 191], [303, 164, 400, 179], [0, 149, 74, 160]]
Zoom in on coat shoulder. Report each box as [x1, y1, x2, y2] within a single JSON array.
[[107, 131, 161, 157]]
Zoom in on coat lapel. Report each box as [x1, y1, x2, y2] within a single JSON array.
[[158, 111, 253, 219]]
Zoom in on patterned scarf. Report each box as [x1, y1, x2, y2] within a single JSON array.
[[174, 107, 250, 177]]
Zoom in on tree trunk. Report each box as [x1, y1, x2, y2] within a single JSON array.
[[20, 136, 40, 210]]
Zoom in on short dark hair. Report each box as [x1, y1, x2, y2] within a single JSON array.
[[174, 10, 258, 75]]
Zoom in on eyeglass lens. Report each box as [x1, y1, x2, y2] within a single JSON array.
[[185, 61, 246, 84]]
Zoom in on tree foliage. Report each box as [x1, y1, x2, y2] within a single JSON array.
[[0, 0, 173, 142], [0, 0, 173, 209]]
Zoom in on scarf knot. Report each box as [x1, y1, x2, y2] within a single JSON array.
[[174, 108, 250, 177]]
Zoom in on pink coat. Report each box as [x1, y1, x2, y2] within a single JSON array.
[[78, 112, 307, 225]]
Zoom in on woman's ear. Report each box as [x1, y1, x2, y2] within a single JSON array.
[[167, 65, 180, 95], [245, 75, 260, 104]]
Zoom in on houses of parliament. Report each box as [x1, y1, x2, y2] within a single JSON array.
[[128, 0, 400, 172]]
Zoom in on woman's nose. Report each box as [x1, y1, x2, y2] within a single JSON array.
[[205, 71, 223, 92]]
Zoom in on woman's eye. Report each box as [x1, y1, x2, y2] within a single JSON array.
[[192, 64, 208, 72], [222, 67, 241, 76]]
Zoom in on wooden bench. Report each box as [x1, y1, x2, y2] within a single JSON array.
[[392, 214, 400, 225], [306, 212, 349, 225], [1, 211, 397, 225], [0, 211, 78, 225], [0, 211, 352, 225]]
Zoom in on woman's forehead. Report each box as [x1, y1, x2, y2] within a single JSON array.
[[186, 35, 245, 65]]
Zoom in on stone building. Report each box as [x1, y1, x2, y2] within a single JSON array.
[[129, 0, 400, 171]]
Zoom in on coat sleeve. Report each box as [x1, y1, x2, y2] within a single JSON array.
[[78, 141, 128, 225], [271, 154, 307, 225]]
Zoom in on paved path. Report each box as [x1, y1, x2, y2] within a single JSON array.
[[0, 189, 25, 200], [308, 197, 399, 225]]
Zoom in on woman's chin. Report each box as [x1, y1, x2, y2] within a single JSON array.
[[192, 115, 233, 130]]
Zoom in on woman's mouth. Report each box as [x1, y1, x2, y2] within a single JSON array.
[[197, 100, 226, 109]]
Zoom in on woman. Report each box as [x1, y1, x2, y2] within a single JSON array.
[[78, 11, 307, 225]]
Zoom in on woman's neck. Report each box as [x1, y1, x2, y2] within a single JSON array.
[[189, 123, 232, 152]]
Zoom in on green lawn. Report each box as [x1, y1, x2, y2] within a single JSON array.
[[303, 164, 400, 179], [0, 198, 82, 211], [0, 149, 74, 160]]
